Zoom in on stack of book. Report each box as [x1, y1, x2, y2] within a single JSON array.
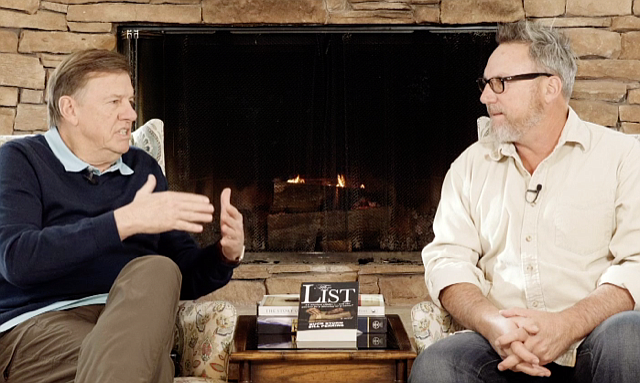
[[256, 290, 387, 349]]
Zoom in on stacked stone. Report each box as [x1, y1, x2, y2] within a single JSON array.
[[200, 258, 429, 307], [2, 0, 640, 134]]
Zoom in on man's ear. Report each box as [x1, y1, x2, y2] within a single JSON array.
[[544, 76, 563, 102], [58, 96, 79, 126]]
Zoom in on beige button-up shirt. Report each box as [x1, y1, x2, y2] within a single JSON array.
[[422, 108, 640, 366]]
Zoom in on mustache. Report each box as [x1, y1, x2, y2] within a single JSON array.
[[487, 106, 503, 115]]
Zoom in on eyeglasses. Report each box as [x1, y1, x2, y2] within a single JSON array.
[[476, 73, 553, 94]]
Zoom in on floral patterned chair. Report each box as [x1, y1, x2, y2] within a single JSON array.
[[410, 300, 466, 354], [173, 300, 238, 383], [0, 120, 239, 383]]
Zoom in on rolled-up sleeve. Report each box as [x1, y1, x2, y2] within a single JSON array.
[[422, 165, 490, 308], [598, 140, 640, 310]]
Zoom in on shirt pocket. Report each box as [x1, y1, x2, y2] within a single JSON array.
[[554, 197, 613, 255]]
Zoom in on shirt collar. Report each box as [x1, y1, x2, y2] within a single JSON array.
[[485, 106, 589, 162], [44, 127, 134, 176]]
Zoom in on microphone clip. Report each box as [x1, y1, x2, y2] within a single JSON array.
[[82, 168, 98, 185], [525, 184, 542, 205]]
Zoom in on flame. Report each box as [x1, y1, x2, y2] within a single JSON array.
[[287, 175, 305, 184], [337, 174, 346, 188], [360, 184, 365, 189]]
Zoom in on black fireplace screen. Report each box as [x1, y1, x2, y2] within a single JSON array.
[[121, 27, 496, 252]]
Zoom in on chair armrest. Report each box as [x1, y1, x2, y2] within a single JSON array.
[[173, 300, 237, 380], [411, 301, 466, 354]]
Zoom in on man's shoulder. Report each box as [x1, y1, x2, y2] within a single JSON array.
[[0, 134, 50, 160], [450, 139, 496, 169], [579, 117, 639, 153], [123, 146, 164, 174]]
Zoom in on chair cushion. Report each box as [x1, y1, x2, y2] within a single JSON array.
[[173, 300, 237, 381]]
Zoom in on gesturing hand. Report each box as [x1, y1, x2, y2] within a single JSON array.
[[219, 188, 244, 262], [114, 174, 214, 240]]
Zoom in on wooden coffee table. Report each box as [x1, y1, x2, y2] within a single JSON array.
[[229, 314, 416, 383]]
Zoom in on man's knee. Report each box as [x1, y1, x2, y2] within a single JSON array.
[[409, 344, 454, 383], [124, 256, 182, 286], [409, 332, 496, 383], [587, 311, 640, 357]]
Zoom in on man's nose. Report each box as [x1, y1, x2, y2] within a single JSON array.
[[479, 83, 497, 105], [121, 101, 137, 121]]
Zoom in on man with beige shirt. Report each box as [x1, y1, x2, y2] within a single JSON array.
[[409, 21, 640, 382]]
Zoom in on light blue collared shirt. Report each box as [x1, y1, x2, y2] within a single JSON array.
[[1, 128, 135, 334], [44, 127, 134, 176]]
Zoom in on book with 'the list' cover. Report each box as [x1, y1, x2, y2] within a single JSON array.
[[296, 281, 359, 349]]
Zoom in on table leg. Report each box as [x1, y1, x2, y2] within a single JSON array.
[[239, 361, 251, 383], [395, 359, 407, 383]]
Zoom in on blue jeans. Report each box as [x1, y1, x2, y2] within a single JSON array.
[[409, 311, 640, 383]]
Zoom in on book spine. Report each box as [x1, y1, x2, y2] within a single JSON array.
[[357, 333, 387, 349], [359, 316, 387, 333], [258, 306, 299, 316], [257, 316, 387, 334], [357, 306, 385, 316], [258, 306, 385, 317]]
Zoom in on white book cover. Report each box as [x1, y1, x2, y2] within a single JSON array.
[[257, 293, 385, 317]]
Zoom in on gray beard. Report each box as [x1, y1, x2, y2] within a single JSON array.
[[488, 103, 544, 143]]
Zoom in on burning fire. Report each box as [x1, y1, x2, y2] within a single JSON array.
[[287, 175, 305, 184], [285, 174, 364, 189]]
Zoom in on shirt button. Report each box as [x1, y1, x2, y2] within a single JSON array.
[[532, 301, 539, 308], [526, 265, 534, 273], [525, 235, 532, 242]]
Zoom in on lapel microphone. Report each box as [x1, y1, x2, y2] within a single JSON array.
[[82, 168, 98, 185], [525, 184, 542, 205]]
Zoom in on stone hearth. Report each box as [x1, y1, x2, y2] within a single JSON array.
[[2, 0, 640, 307]]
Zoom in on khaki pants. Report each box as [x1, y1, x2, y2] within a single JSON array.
[[0, 256, 181, 383]]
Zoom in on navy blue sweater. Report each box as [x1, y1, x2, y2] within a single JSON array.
[[0, 135, 236, 327]]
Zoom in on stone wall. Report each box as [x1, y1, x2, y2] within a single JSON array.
[[2, 0, 640, 135], [2, 0, 640, 306]]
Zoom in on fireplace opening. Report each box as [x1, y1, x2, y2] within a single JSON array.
[[119, 27, 496, 253]]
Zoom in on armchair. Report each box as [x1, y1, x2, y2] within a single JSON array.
[[0, 119, 238, 382]]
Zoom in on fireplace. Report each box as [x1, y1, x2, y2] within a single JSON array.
[[119, 26, 496, 254]]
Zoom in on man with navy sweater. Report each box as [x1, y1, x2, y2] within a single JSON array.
[[0, 49, 245, 382]]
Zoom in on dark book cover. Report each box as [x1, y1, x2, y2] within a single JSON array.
[[256, 332, 387, 349], [257, 315, 387, 334], [296, 281, 359, 348]]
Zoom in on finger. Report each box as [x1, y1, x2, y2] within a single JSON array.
[[179, 200, 215, 215], [179, 211, 214, 224], [509, 341, 540, 365], [512, 363, 551, 377], [500, 308, 528, 318], [511, 316, 539, 334], [495, 328, 529, 347], [174, 220, 204, 233], [497, 354, 521, 371], [221, 188, 231, 210], [137, 174, 157, 195], [167, 191, 211, 205]]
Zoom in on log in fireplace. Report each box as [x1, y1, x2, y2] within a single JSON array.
[[119, 26, 496, 254]]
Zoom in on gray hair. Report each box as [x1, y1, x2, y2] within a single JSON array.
[[497, 20, 577, 100]]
